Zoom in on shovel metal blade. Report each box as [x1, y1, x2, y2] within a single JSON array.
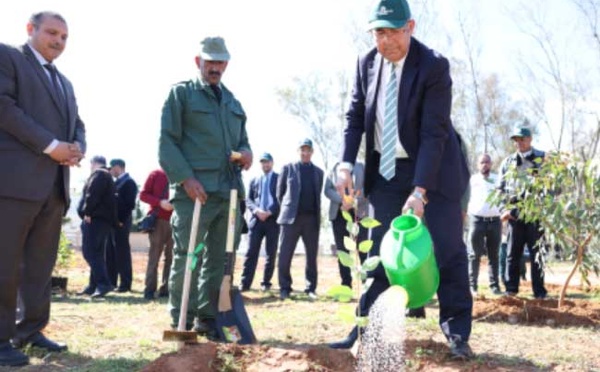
[[216, 288, 257, 344]]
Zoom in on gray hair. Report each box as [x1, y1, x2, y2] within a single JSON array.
[[29, 11, 67, 29]]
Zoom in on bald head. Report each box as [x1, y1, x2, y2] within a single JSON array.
[[478, 154, 492, 176]]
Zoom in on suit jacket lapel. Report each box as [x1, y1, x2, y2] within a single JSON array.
[[366, 53, 382, 133], [22, 44, 68, 121], [398, 39, 418, 131]]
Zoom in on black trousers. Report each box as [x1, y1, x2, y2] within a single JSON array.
[[278, 213, 320, 293], [467, 216, 501, 291], [505, 219, 547, 297], [107, 216, 133, 290], [331, 209, 367, 287], [240, 216, 279, 289], [0, 180, 64, 343], [81, 219, 113, 292], [359, 160, 472, 343]]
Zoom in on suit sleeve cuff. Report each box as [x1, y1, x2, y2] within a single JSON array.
[[43, 139, 59, 154], [338, 162, 354, 172]]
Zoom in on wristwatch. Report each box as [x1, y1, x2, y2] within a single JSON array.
[[412, 190, 428, 205]]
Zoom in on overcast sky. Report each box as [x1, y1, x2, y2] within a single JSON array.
[[1, 0, 593, 191]]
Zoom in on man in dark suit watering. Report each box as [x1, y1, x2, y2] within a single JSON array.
[[329, 0, 473, 360], [0, 11, 86, 366], [240, 152, 280, 292]]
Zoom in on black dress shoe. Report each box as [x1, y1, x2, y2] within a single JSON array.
[[91, 286, 113, 299], [116, 287, 130, 293], [406, 307, 426, 318], [0, 342, 29, 366], [26, 333, 68, 352], [448, 340, 474, 360], [77, 286, 95, 296], [158, 288, 169, 298], [328, 326, 358, 349], [143, 291, 155, 300], [280, 290, 291, 300]]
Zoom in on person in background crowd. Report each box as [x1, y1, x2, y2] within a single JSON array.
[[77, 156, 118, 299], [240, 152, 280, 292], [467, 154, 502, 296], [498, 126, 547, 299], [324, 161, 368, 288], [107, 158, 138, 293], [140, 168, 174, 300], [277, 138, 324, 301]]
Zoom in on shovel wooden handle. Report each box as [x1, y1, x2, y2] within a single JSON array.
[[178, 198, 202, 332], [218, 190, 237, 312]]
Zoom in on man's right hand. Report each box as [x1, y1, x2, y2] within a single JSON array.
[[335, 168, 354, 199], [182, 177, 207, 203], [500, 210, 514, 222], [49, 141, 84, 164], [159, 199, 174, 211]]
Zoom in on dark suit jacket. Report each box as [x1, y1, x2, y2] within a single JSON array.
[[114, 173, 138, 224], [276, 162, 324, 225], [342, 38, 468, 201], [246, 171, 280, 229], [0, 43, 86, 205], [77, 168, 118, 226]]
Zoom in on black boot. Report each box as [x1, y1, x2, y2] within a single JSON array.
[[328, 326, 358, 349], [406, 306, 426, 318]]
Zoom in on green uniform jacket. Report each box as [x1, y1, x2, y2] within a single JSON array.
[[159, 77, 251, 198]]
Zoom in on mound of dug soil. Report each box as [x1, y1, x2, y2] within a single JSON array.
[[473, 296, 600, 327], [141, 343, 355, 372]]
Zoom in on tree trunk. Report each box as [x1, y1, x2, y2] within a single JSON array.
[[558, 234, 592, 308]]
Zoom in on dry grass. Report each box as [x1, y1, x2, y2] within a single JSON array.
[[1, 233, 599, 371]]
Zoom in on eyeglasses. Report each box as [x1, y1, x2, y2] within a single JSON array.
[[372, 25, 411, 40]]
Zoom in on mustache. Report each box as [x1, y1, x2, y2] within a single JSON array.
[[208, 70, 221, 77]]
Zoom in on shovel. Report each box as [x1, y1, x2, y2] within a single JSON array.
[[163, 198, 202, 346], [216, 189, 257, 344]]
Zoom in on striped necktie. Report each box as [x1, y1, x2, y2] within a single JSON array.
[[379, 63, 399, 180]]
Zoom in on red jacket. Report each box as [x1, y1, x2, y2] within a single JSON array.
[[139, 169, 172, 221]]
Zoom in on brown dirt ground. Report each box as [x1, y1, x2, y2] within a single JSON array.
[[75, 236, 600, 371], [142, 288, 600, 372]]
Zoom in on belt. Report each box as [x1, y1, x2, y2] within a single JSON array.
[[473, 215, 500, 222]]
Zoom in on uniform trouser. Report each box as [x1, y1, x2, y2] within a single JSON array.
[[144, 218, 173, 295], [359, 161, 472, 343], [240, 217, 279, 289], [505, 219, 547, 297], [0, 183, 63, 343], [168, 194, 241, 325], [107, 217, 133, 290], [81, 219, 113, 292], [467, 216, 501, 291], [278, 213, 320, 293], [331, 209, 367, 287]]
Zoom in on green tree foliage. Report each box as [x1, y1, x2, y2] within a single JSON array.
[[493, 152, 600, 307]]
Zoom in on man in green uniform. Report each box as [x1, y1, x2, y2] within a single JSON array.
[[159, 36, 252, 338]]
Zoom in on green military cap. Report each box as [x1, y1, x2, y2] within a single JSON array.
[[368, 0, 412, 30], [199, 36, 230, 61], [510, 127, 532, 139]]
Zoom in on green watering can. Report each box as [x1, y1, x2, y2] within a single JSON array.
[[379, 210, 439, 309]]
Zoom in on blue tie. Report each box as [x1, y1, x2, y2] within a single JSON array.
[[379, 63, 398, 181]]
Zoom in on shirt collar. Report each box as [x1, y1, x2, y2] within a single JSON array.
[[27, 42, 51, 66], [386, 54, 407, 72]]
